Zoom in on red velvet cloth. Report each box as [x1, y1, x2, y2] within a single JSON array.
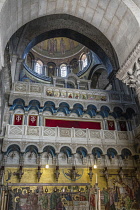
[[119, 121, 127, 131], [29, 115, 38, 126], [45, 119, 101, 129], [107, 120, 115, 130], [14, 114, 23, 125]]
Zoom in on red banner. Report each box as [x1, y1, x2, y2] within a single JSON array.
[[45, 119, 101, 129], [119, 121, 127, 131], [14, 114, 23, 125], [107, 120, 115, 130], [29, 115, 38, 126]]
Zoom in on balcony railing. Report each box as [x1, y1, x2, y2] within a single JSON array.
[[9, 82, 135, 106], [5, 125, 134, 145]]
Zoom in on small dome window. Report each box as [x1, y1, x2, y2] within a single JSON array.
[[35, 60, 43, 74], [60, 64, 67, 77], [81, 53, 88, 69]]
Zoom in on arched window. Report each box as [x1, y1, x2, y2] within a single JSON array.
[[35, 60, 43, 74], [60, 64, 67, 77], [81, 53, 88, 70]]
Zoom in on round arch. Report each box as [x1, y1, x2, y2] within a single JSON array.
[[9, 15, 119, 72]]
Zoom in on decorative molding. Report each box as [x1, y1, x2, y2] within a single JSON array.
[[117, 41, 140, 80]]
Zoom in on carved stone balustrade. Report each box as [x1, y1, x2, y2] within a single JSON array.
[[3, 125, 134, 153]]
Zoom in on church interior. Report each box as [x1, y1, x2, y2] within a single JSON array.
[[0, 0, 140, 209]]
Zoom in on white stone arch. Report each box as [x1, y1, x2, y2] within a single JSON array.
[[1, 0, 140, 68], [91, 146, 104, 155], [120, 147, 134, 156], [57, 144, 74, 154], [98, 104, 112, 112], [57, 101, 70, 108], [42, 111, 53, 117], [14, 108, 24, 114], [42, 144, 57, 154], [107, 115, 115, 120], [56, 112, 66, 117], [119, 116, 126, 121], [10, 97, 26, 107], [82, 113, 91, 119], [105, 146, 119, 155], [112, 105, 125, 113], [3, 143, 22, 153], [28, 110, 38, 115], [74, 145, 88, 155], [22, 143, 40, 153], [69, 113, 79, 118]]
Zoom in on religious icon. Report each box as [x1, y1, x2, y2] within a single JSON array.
[[46, 90, 53, 96], [82, 94, 87, 99], [60, 38, 66, 54], [101, 95, 107, 101], [75, 93, 79, 99], [54, 91, 60, 97], [68, 93, 73, 98], [61, 92, 66, 98], [88, 94, 93, 100]]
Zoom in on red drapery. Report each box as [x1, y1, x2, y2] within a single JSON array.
[[14, 114, 23, 125], [107, 120, 115, 130], [29, 115, 38, 126], [119, 121, 127, 131], [45, 119, 101, 129]]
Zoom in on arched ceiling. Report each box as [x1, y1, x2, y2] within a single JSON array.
[[0, 0, 140, 69], [10, 16, 118, 71]]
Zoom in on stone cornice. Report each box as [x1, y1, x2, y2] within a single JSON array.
[[116, 41, 140, 80]]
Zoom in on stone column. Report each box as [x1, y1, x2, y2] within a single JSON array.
[[65, 79, 67, 88], [116, 120, 120, 131], [53, 78, 56, 87], [77, 81, 80, 89], [39, 113, 43, 126], [9, 110, 14, 124], [11, 55, 18, 83], [56, 67, 59, 77], [78, 60, 82, 71], [103, 118, 108, 130], [46, 66, 48, 76], [24, 112, 28, 125], [15, 58, 24, 81], [88, 81, 91, 90], [126, 120, 131, 131]]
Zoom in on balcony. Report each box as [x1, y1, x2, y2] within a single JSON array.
[[3, 125, 134, 152], [9, 82, 135, 108]]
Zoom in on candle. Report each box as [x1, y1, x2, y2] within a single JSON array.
[[98, 189, 101, 210], [96, 173, 98, 183]]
